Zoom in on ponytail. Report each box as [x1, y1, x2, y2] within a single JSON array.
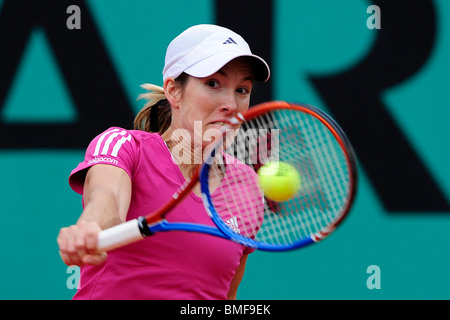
[[135, 83, 172, 134], [135, 73, 189, 134]]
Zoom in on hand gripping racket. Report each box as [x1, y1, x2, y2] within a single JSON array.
[[97, 101, 357, 252]]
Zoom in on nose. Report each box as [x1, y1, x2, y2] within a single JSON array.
[[219, 94, 238, 114]]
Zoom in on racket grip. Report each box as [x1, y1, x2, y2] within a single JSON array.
[[97, 217, 151, 252]]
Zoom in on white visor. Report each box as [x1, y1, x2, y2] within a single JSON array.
[[162, 24, 270, 82]]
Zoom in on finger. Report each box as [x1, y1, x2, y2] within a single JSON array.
[[59, 250, 83, 267], [82, 252, 107, 265], [73, 225, 89, 262], [58, 227, 84, 266], [83, 222, 102, 253]]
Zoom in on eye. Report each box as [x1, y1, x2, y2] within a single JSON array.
[[206, 80, 219, 88], [236, 87, 250, 95]]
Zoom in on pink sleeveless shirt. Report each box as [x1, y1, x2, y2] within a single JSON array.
[[68, 127, 257, 300]]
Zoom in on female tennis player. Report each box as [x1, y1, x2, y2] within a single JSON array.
[[57, 24, 270, 300]]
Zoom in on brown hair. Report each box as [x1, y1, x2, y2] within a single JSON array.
[[134, 73, 189, 134]]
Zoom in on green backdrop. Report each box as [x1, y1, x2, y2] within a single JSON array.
[[0, 0, 449, 300]]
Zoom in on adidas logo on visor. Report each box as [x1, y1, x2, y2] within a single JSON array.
[[223, 37, 237, 45]]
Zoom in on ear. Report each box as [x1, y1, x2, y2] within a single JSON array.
[[164, 78, 181, 109]]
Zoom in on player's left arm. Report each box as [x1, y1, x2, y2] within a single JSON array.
[[227, 253, 248, 300]]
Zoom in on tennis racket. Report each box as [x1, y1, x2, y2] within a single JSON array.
[[97, 101, 357, 252]]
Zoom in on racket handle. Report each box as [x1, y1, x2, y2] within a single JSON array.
[[97, 217, 151, 252]]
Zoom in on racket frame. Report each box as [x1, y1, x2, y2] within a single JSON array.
[[200, 101, 358, 251]]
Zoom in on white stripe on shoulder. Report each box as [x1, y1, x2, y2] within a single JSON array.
[[93, 128, 120, 156], [93, 128, 132, 157]]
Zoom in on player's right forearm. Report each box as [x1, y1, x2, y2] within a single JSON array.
[[77, 191, 123, 230]]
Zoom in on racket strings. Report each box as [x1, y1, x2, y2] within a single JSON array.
[[208, 108, 351, 246]]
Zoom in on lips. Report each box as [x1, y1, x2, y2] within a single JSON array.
[[209, 121, 226, 126], [207, 120, 230, 128]]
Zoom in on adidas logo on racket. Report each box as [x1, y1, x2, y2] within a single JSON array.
[[225, 216, 240, 234]]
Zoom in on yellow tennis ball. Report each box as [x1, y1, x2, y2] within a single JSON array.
[[257, 161, 301, 202]]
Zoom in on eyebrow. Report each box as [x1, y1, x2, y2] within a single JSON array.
[[216, 69, 255, 82]]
